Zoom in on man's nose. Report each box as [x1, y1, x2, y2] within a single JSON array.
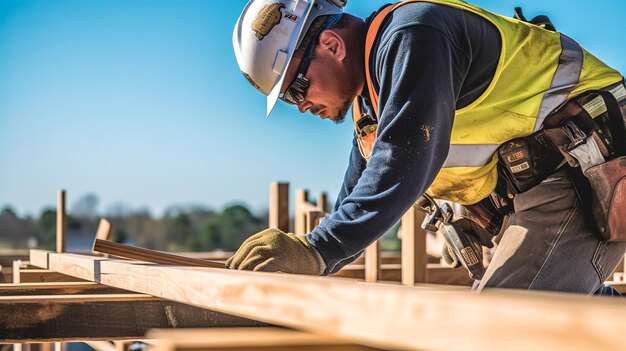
[[297, 100, 311, 113]]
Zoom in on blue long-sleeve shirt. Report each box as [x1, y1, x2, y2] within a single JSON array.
[[307, 2, 501, 274]]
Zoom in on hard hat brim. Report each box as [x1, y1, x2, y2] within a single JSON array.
[[265, 0, 317, 117]]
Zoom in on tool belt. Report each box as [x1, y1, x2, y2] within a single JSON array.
[[497, 81, 626, 241]]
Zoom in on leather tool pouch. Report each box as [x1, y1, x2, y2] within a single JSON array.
[[584, 157, 626, 241], [579, 90, 626, 241], [497, 84, 626, 241]]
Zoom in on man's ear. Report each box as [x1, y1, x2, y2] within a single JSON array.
[[318, 29, 346, 61]]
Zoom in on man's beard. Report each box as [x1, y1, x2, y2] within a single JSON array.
[[331, 98, 352, 124]]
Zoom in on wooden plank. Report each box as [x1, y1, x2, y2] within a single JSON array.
[[351, 251, 402, 265], [269, 182, 290, 232], [30, 249, 50, 269], [95, 219, 113, 241], [294, 189, 308, 235], [34, 254, 626, 350], [175, 251, 233, 261], [333, 264, 472, 285], [317, 192, 328, 213], [0, 282, 131, 296], [0, 293, 156, 303], [18, 269, 86, 283], [48, 253, 109, 281], [93, 240, 224, 268], [0, 294, 265, 342], [146, 328, 381, 351], [305, 210, 325, 234], [13, 259, 21, 283], [364, 240, 380, 283], [56, 190, 66, 253], [34, 250, 626, 351], [401, 208, 428, 285]]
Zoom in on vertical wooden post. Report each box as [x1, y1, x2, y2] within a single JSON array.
[[401, 207, 428, 286], [364, 241, 380, 283], [269, 182, 290, 232], [12, 260, 21, 284], [113, 341, 126, 351], [305, 210, 325, 233], [317, 192, 328, 213], [294, 189, 309, 235], [56, 190, 66, 253]]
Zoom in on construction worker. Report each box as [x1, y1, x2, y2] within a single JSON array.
[[228, 0, 626, 294]]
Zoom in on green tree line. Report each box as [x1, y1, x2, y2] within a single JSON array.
[[0, 193, 400, 252], [0, 201, 267, 252]]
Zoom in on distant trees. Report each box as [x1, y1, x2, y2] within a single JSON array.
[[190, 204, 266, 251], [0, 207, 43, 249], [0, 194, 400, 252], [0, 196, 268, 252], [71, 193, 99, 220]]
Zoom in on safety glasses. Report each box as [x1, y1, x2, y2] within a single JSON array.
[[280, 14, 342, 106]]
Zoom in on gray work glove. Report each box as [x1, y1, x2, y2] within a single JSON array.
[[441, 218, 495, 269]]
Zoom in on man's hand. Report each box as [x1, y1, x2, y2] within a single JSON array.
[[226, 228, 324, 275], [441, 218, 495, 269]]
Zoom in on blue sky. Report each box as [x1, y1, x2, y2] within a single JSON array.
[[1, 0, 624, 217]]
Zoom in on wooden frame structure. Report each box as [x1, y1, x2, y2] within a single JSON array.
[[16, 249, 626, 351], [4, 184, 626, 350], [288, 183, 469, 286]]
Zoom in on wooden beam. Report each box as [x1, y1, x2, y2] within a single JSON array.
[[95, 219, 113, 241], [30, 249, 50, 269], [401, 208, 428, 285], [351, 251, 402, 265], [305, 210, 325, 234], [269, 182, 290, 232], [0, 294, 265, 342], [333, 263, 472, 285], [0, 282, 131, 296], [13, 259, 21, 283], [294, 189, 308, 235], [33, 250, 626, 351], [93, 240, 224, 268], [56, 190, 66, 253], [317, 192, 328, 213], [364, 241, 380, 283], [16, 269, 86, 283], [146, 328, 381, 351]]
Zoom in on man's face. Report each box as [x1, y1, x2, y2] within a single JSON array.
[[281, 33, 354, 123]]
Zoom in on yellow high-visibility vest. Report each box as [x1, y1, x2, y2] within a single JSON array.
[[354, 0, 623, 204]]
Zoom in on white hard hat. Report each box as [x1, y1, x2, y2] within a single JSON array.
[[233, 0, 346, 116]]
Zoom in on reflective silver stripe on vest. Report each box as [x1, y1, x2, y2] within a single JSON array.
[[442, 144, 499, 167], [534, 34, 584, 130], [442, 34, 584, 168]]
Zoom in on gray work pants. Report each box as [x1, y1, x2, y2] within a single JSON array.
[[476, 170, 626, 294]]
